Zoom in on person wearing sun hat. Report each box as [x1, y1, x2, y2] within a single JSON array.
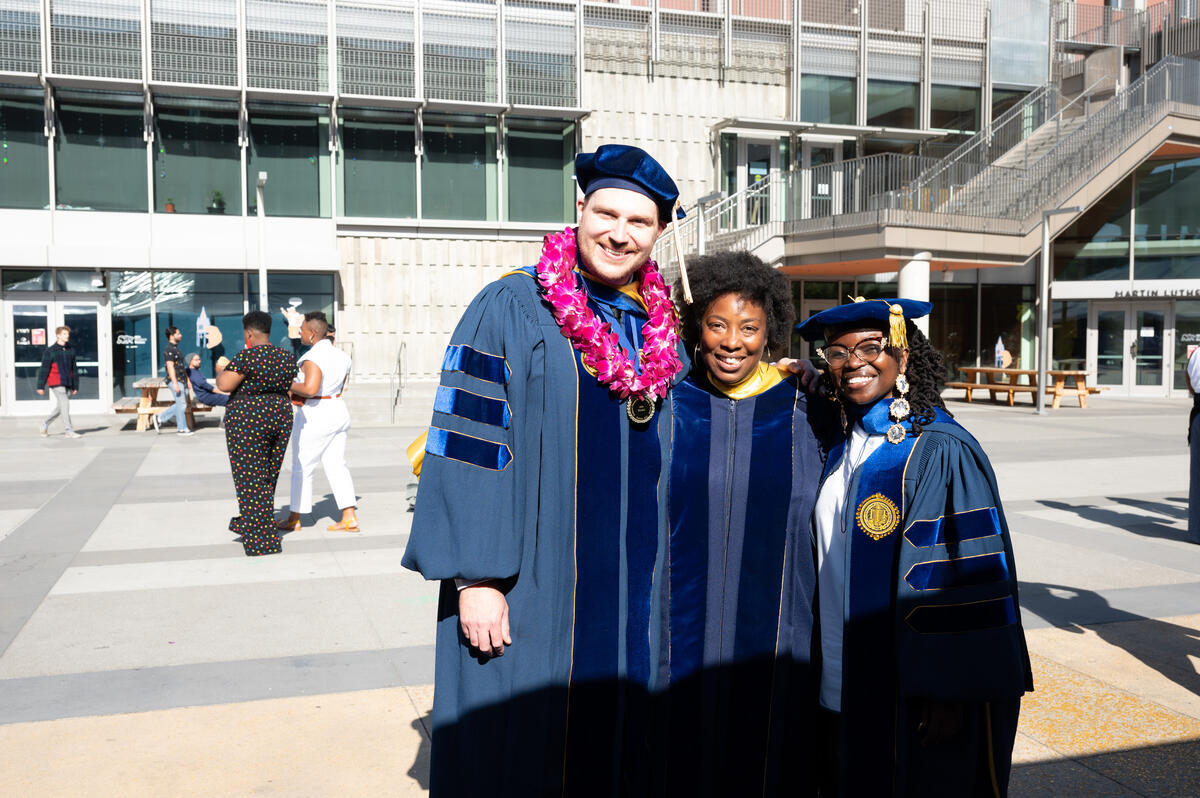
[[796, 297, 1032, 797], [402, 144, 689, 795]]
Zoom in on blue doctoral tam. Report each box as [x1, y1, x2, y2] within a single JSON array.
[[576, 144, 686, 221], [795, 297, 932, 343]]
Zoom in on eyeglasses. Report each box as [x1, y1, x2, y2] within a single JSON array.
[[818, 337, 889, 366]]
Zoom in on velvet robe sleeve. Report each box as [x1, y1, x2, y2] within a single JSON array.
[[896, 419, 1033, 702], [402, 278, 542, 583]]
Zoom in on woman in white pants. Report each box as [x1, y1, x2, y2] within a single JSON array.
[[276, 314, 359, 532]]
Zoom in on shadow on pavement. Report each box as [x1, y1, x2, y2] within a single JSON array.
[[1010, 737, 1200, 797], [1036, 498, 1190, 543], [1020, 582, 1200, 699]]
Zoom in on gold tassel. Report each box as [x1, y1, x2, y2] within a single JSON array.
[[672, 199, 693, 304], [888, 303, 908, 350]]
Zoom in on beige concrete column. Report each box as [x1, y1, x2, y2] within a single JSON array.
[[898, 251, 931, 335]]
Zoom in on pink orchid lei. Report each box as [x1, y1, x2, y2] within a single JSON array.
[[536, 226, 682, 401]]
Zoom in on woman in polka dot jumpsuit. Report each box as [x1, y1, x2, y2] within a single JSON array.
[[217, 310, 298, 556]]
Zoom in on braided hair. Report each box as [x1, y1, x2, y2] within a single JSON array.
[[818, 320, 952, 436]]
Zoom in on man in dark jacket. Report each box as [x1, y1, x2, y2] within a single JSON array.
[[36, 326, 81, 438]]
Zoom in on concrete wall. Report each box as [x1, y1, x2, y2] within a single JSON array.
[[581, 71, 790, 208], [335, 236, 544, 381]]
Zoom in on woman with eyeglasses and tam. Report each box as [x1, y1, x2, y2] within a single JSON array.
[[796, 298, 1032, 797], [665, 251, 828, 796]]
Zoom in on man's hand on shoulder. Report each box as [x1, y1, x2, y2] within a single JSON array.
[[459, 582, 512, 657], [774, 357, 821, 392]]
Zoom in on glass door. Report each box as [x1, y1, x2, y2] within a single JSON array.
[[737, 138, 780, 228], [4, 295, 111, 415], [800, 139, 844, 219], [1089, 301, 1171, 396]]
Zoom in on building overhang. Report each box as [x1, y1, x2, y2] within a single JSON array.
[[710, 118, 949, 142]]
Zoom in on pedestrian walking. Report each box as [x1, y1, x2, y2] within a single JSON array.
[[276, 312, 359, 533], [1187, 345, 1200, 543], [216, 311, 297, 557], [796, 298, 1032, 797], [154, 325, 193, 436], [402, 144, 688, 795], [36, 325, 82, 439]]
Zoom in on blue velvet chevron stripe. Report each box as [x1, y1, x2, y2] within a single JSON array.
[[904, 506, 1002, 548], [905, 595, 1018, 635], [433, 385, 511, 429], [441, 344, 508, 385], [425, 427, 512, 471], [904, 552, 1010, 592]]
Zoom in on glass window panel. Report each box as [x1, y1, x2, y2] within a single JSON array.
[[0, 97, 50, 209], [991, 88, 1029, 122], [247, 110, 327, 218], [866, 80, 918, 129], [852, 280, 892, 299], [1134, 309, 1164, 386], [62, 304, 101, 400], [1054, 176, 1131, 281], [800, 75, 856, 125], [929, 284, 978, 379], [154, 272, 247, 380], [56, 270, 107, 292], [931, 85, 980, 133], [111, 272, 154, 400], [981, 283, 1035, 374], [247, 272, 336, 355], [506, 120, 573, 224], [11, 302, 48, 400], [154, 105, 241, 215], [340, 112, 416, 219], [1051, 300, 1087, 371], [1133, 155, 1200, 280], [56, 100, 148, 212], [1096, 309, 1125, 385], [1175, 300, 1200, 390], [422, 114, 497, 221], [3, 269, 53, 291], [804, 280, 838, 300]]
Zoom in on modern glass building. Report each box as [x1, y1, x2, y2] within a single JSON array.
[[1, 0, 1196, 416]]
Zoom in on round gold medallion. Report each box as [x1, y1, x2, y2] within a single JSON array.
[[855, 493, 900, 541], [627, 396, 655, 425]]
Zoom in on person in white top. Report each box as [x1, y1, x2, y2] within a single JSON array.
[[1187, 347, 1200, 543], [276, 313, 360, 532]]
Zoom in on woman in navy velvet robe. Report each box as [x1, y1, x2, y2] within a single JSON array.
[[665, 252, 827, 797], [796, 299, 1032, 797]]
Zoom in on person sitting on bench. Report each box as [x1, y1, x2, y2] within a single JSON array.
[[186, 352, 230, 407]]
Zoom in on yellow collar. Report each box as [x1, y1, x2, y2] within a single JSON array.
[[704, 361, 786, 400]]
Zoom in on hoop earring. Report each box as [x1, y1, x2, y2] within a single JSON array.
[[887, 370, 910, 445]]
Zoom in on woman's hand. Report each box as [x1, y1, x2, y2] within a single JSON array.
[[773, 358, 821, 392]]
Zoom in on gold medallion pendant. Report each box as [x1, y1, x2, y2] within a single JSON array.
[[627, 396, 655, 424], [855, 493, 900, 541]]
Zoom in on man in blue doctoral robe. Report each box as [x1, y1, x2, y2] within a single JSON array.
[[403, 145, 689, 796]]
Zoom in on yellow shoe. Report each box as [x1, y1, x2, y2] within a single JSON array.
[[328, 515, 360, 533]]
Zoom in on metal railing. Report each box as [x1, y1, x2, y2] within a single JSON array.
[[389, 340, 407, 425]]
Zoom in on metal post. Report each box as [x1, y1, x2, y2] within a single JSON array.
[[1036, 206, 1082, 415], [256, 172, 268, 311]]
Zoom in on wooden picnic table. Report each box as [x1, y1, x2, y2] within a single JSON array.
[[946, 367, 1106, 408], [114, 377, 213, 431]]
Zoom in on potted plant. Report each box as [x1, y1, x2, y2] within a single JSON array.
[[164, 198, 176, 213], [207, 190, 226, 214]]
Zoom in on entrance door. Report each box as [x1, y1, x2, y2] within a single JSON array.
[[796, 298, 837, 361], [4, 295, 111, 415], [1090, 301, 1171, 396], [800, 139, 844, 218], [737, 138, 779, 228]]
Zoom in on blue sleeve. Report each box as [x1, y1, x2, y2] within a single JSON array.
[[402, 278, 541, 583], [896, 424, 1032, 700]]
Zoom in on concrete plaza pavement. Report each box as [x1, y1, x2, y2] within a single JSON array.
[[0, 393, 1197, 796]]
